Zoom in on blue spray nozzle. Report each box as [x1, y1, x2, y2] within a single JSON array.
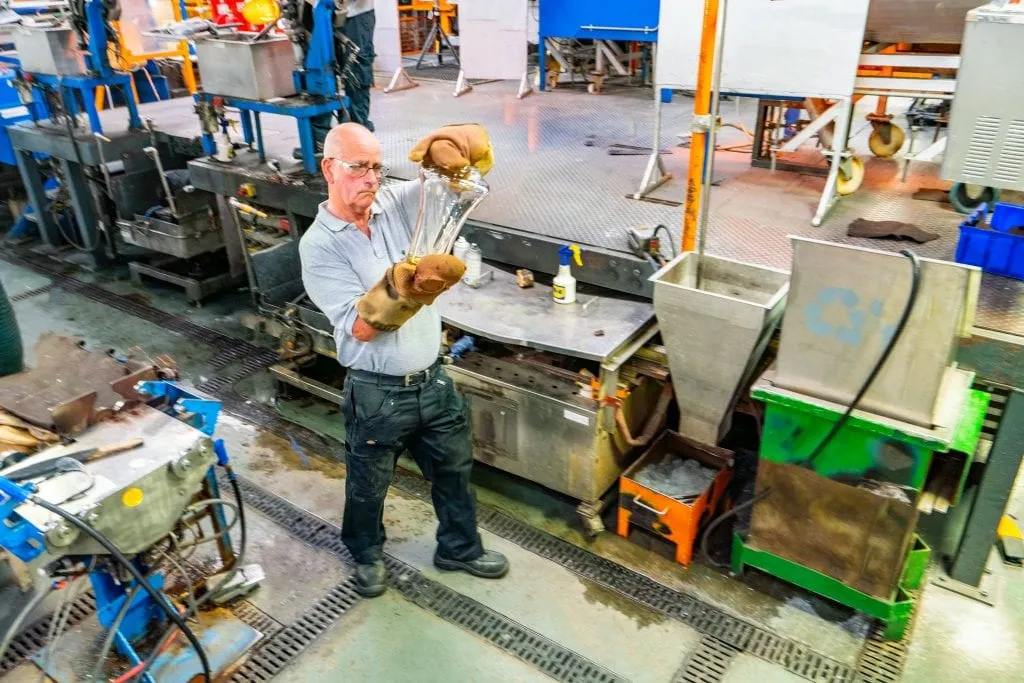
[[559, 244, 582, 267]]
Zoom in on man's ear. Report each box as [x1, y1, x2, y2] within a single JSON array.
[[321, 157, 334, 183]]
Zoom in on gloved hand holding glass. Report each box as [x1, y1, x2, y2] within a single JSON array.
[[355, 124, 492, 332]]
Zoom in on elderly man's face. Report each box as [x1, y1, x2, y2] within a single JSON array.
[[321, 129, 383, 216]]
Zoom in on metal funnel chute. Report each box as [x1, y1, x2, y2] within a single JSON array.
[[651, 252, 789, 445]]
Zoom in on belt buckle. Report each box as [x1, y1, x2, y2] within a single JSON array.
[[403, 371, 422, 387]]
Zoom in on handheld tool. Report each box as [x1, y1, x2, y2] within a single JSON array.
[[0, 439, 144, 482]]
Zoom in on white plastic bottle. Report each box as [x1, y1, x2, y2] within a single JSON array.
[[453, 236, 470, 262], [553, 244, 582, 304]]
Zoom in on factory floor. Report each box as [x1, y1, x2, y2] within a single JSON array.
[[2, 78, 1024, 682], [2, 245, 1024, 682]]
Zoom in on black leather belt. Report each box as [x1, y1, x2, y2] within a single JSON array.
[[346, 359, 443, 387]]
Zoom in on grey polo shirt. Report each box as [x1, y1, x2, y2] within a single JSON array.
[[299, 180, 442, 376]]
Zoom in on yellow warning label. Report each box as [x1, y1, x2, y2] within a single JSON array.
[[553, 285, 566, 299]]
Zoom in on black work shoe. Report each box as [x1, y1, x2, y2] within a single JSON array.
[[354, 561, 387, 597], [434, 550, 509, 579]]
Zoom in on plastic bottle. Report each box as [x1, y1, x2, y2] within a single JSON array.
[[453, 236, 470, 262], [463, 243, 483, 285], [553, 244, 582, 304]]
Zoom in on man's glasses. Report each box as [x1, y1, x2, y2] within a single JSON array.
[[330, 158, 389, 179]]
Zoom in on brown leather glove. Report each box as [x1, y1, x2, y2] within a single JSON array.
[[394, 254, 466, 305], [408, 124, 494, 175], [355, 255, 466, 331]]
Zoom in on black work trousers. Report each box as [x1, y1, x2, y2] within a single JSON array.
[[340, 366, 483, 565]]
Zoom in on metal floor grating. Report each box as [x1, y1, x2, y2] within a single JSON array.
[[231, 581, 362, 682], [674, 637, 741, 683], [230, 599, 286, 641], [8, 284, 52, 303], [0, 247, 920, 683], [0, 593, 97, 677]]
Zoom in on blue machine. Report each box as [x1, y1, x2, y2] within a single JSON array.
[[195, 0, 346, 174], [12, 0, 142, 133], [0, 381, 240, 681], [0, 65, 37, 166], [537, 0, 660, 91]]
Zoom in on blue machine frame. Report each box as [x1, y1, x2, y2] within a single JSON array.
[[0, 382, 230, 681], [198, 0, 345, 174], [537, 0, 660, 91], [13, 0, 143, 133]]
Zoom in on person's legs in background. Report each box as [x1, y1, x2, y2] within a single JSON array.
[[340, 10, 376, 131]]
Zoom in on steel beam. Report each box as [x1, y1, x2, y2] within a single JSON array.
[[948, 389, 1024, 586]]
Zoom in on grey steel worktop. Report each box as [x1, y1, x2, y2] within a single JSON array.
[[438, 267, 654, 362]]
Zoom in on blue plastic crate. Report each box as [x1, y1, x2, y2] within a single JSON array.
[[989, 202, 1024, 233], [956, 223, 1024, 280]]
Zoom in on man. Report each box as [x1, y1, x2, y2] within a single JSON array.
[[299, 122, 508, 597], [308, 0, 376, 155]]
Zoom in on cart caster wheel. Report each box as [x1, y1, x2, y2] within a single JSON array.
[[836, 156, 865, 196], [582, 515, 604, 537], [949, 183, 1000, 214], [545, 73, 559, 90], [577, 503, 605, 537], [587, 82, 602, 95], [868, 122, 906, 158]]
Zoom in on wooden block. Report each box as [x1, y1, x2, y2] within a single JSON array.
[[515, 269, 535, 288]]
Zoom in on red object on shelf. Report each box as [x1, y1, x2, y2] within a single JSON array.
[[211, 0, 266, 33]]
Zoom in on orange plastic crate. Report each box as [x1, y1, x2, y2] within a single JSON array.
[[617, 431, 733, 566]]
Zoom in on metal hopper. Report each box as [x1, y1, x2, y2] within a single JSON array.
[[651, 253, 789, 445]]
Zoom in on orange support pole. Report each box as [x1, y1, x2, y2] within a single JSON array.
[[682, 0, 721, 253]]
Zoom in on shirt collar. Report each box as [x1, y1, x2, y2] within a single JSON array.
[[318, 200, 382, 233]]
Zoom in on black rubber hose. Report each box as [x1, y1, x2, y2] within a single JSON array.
[[700, 488, 772, 569], [131, 467, 247, 682], [25, 495, 212, 683], [0, 277, 24, 377], [0, 582, 53, 663], [805, 249, 921, 467], [90, 580, 146, 682]]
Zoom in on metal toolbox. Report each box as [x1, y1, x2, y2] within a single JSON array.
[[11, 26, 86, 76], [194, 35, 297, 100]]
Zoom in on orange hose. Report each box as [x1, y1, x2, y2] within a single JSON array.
[[682, 0, 721, 253]]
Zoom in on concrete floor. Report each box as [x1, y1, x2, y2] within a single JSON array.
[[3, 81, 1024, 682]]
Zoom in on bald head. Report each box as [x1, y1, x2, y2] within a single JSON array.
[[321, 122, 384, 223], [323, 122, 380, 163]]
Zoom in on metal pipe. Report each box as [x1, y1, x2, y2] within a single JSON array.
[[695, 0, 729, 268], [855, 89, 954, 100], [681, 0, 721, 253], [143, 146, 178, 216], [93, 132, 112, 189]]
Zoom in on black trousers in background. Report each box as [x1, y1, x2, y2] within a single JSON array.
[[311, 10, 376, 148]]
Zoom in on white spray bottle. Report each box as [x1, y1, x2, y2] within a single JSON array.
[[553, 244, 582, 304]]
